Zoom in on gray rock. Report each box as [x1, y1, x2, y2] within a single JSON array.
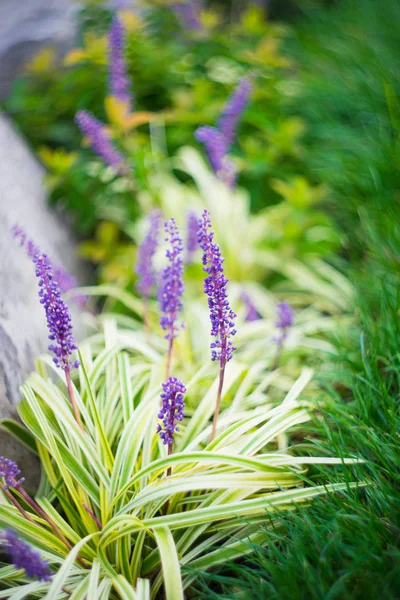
[[0, 113, 86, 483], [0, 0, 78, 99]]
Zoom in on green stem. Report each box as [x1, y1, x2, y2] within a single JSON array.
[[210, 359, 226, 442], [65, 368, 84, 432]]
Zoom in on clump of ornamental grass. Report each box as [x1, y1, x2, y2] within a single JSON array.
[[0, 213, 364, 598], [0, 336, 362, 598]]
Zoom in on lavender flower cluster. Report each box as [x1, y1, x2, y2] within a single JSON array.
[[195, 77, 252, 187], [75, 15, 133, 171], [159, 218, 184, 341], [241, 291, 259, 322], [170, 1, 202, 31], [135, 211, 162, 299], [1, 530, 52, 582], [108, 15, 133, 108], [157, 377, 186, 446], [75, 110, 127, 173], [275, 301, 294, 344], [0, 456, 24, 490], [198, 210, 237, 364], [185, 211, 198, 264], [13, 226, 79, 371]]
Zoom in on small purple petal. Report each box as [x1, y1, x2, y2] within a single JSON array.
[[157, 377, 186, 445]]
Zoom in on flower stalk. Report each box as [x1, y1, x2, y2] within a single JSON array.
[[198, 210, 237, 440]]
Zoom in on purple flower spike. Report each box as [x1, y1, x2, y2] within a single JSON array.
[[198, 210, 237, 364], [75, 110, 127, 173], [108, 15, 133, 109], [36, 253, 79, 371], [135, 211, 162, 299], [195, 126, 235, 187], [1, 530, 52, 582], [171, 1, 202, 30], [240, 291, 260, 322], [157, 377, 186, 446], [218, 77, 252, 147], [159, 218, 184, 341], [276, 301, 294, 331], [13, 226, 87, 310], [185, 211, 198, 264], [13, 226, 79, 370], [275, 301, 294, 344], [0, 456, 24, 490]]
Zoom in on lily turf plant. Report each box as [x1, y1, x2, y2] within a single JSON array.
[[0, 206, 364, 599]]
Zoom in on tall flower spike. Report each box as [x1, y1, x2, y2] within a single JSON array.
[[13, 226, 79, 372], [13, 225, 83, 429], [198, 209, 237, 364], [159, 218, 184, 342], [13, 226, 87, 309], [185, 210, 198, 264], [171, 1, 202, 31], [108, 15, 133, 109], [195, 126, 235, 187], [1, 530, 52, 582], [218, 77, 252, 147], [0, 457, 24, 490], [273, 301, 294, 369], [157, 377, 186, 447], [241, 291, 260, 322], [159, 218, 184, 380], [198, 210, 237, 441], [75, 110, 127, 173], [195, 76, 251, 187], [275, 301, 294, 342], [135, 211, 162, 299]]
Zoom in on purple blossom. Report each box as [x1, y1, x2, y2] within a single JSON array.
[[159, 218, 184, 341], [276, 301, 294, 330], [171, 1, 202, 30], [13, 225, 79, 371], [13, 226, 87, 310], [36, 254, 79, 370], [198, 210, 237, 364], [185, 211, 198, 264], [135, 211, 162, 299], [195, 126, 235, 187], [275, 301, 294, 344], [240, 291, 260, 322], [1, 530, 52, 582], [108, 15, 133, 108], [75, 109, 127, 173], [0, 457, 24, 490], [157, 377, 186, 446], [218, 77, 252, 147]]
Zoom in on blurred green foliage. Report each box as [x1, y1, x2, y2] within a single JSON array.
[[3, 1, 339, 288]]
